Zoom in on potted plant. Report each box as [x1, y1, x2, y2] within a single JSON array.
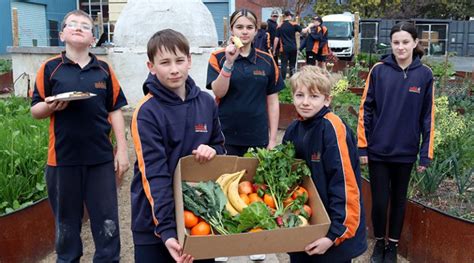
[[0, 96, 54, 262]]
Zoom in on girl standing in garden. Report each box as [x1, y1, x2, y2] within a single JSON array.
[[357, 21, 435, 263], [206, 9, 284, 156]]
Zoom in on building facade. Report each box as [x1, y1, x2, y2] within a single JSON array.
[[0, 0, 76, 55]]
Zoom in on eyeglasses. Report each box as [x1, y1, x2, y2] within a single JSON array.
[[64, 21, 93, 32]]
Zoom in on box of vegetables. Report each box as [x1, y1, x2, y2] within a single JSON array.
[[173, 143, 331, 259]]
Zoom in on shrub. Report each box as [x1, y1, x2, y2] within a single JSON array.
[[0, 59, 12, 74], [0, 97, 48, 215]]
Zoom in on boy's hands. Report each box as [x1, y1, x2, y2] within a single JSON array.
[[114, 148, 129, 186], [305, 237, 334, 255], [192, 144, 217, 163], [45, 99, 69, 112], [164, 238, 193, 263]]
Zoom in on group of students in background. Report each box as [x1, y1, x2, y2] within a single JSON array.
[[30, 7, 434, 263], [254, 10, 330, 79]]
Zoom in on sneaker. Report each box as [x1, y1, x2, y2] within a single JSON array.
[[249, 254, 266, 261], [214, 257, 228, 262], [370, 239, 385, 263], [384, 242, 398, 263]]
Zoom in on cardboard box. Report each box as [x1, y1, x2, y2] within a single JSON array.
[[174, 155, 331, 259]]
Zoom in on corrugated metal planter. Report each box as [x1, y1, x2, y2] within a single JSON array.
[[362, 178, 474, 263], [279, 103, 298, 129], [0, 198, 55, 262]]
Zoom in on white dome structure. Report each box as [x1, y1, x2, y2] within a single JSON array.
[[113, 0, 218, 48]]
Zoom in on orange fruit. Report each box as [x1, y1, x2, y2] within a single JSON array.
[[183, 210, 199, 228], [190, 221, 211, 236], [292, 186, 309, 203], [249, 227, 263, 233], [240, 193, 250, 205], [263, 194, 276, 209], [283, 196, 293, 207], [248, 193, 263, 203], [238, 181, 254, 195]]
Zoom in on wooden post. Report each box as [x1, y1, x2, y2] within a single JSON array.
[[97, 11, 104, 37], [223, 16, 228, 44], [12, 8, 19, 46], [354, 12, 360, 58]]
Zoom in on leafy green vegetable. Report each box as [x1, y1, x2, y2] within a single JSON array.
[[182, 181, 231, 235], [237, 202, 277, 232], [245, 142, 311, 216]]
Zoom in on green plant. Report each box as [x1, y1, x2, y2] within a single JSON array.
[[279, 80, 293, 104], [410, 156, 452, 196], [433, 96, 466, 152], [0, 97, 49, 215], [0, 59, 12, 74], [344, 61, 367, 88]]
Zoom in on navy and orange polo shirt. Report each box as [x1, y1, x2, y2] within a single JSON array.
[[206, 47, 284, 146], [276, 20, 302, 53], [31, 51, 127, 166]]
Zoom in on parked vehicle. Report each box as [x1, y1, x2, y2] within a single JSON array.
[[322, 12, 355, 60]]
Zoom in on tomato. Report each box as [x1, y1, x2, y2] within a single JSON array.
[[292, 186, 309, 203], [183, 210, 199, 228], [248, 193, 263, 203], [295, 204, 312, 218], [190, 221, 211, 236], [252, 183, 267, 193], [240, 193, 250, 205], [302, 204, 312, 217], [238, 181, 253, 195], [263, 194, 276, 209]]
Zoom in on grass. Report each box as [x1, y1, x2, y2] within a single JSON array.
[[0, 97, 49, 215]]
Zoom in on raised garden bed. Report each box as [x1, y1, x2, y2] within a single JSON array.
[[0, 198, 55, 262], [362, 178, 473, 262]]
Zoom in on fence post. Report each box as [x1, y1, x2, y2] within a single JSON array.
[[12, 8, 19, 47], [354, 12, 360, 58]]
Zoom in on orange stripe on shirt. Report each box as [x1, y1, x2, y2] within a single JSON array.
[[325, 113, 361, 246], [109, 65, 121, 107], [428, 83, 435, 159], [209, 50, 225, 73], [131, 94, 159, 226], [357, 62, 383, 149], [35, 55, 62, 99], [47, 115, 57, 166]]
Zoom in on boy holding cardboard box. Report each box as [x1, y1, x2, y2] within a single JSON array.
[[283, 66, 367, 262], [130, 29, 226, 263]]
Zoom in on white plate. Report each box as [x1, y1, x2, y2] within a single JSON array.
[[46, 92, 97, 102]]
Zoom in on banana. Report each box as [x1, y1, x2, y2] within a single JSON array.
[[227, 170, 248, 213], [216, 170, 244, 216]]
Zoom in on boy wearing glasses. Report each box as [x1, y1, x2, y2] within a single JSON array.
[[31, 10, 128, 262]]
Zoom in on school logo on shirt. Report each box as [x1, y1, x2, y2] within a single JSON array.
[[194, 124, 208, 133], [94, 81, 107, 89], [311, 152, 321, 162], [408, 86, 421, 94], [253, 70, 266, 76]]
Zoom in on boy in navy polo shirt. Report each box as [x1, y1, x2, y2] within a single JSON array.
[[130, 29, 225, 263], [31, 10, 128, 262], [283, 66, 367, 262]]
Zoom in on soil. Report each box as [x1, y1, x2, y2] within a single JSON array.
[[41, 124, 409, 262], [411, 179, 474, 221]]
